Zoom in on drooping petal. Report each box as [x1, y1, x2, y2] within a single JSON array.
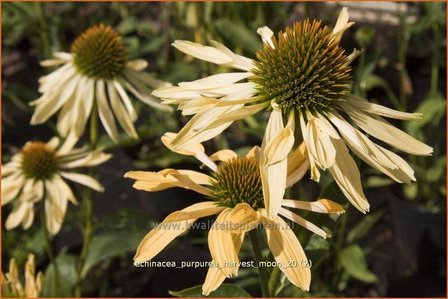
[[345, 104, 433, 156], [344, 96, 423, 120], [328, 139, 370, 213], [96, 80, 119, 142], [264, 216, 311, 291], [281, 199, 345, 214], [134, 211, 196, 263], [107, 81, 138, 138], [164, 201, 224, 222], [202, 233, 245, 296], [279, 208, 330, 239], [1, 172, 25, 206], [60, 171, 104, 192], [208, 209, 239, 277], [261, 109, 293, 218], [286, 142, 310, 187], [161, 132, 217, 171]]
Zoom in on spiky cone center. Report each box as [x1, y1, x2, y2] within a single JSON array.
[[210, 157, 264, 209], [252, 20, 352, 115], [20, 142, 58, 180], [71, 24, 127, 79]]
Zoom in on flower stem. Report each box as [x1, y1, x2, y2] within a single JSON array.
[[75, 107, 98, 297], [249, 228, 270, 297], [41, 203, 60, 296]]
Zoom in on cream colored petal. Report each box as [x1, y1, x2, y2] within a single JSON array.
[[263, 128, 294, 166], [162, 132, 217, 171], [332, 7, 354, 43], [202, 232, 244, 295], [1, 173, 25, 206], [165, 201, 224, 222], [344, 97, 422, 120], [126, 59, 148, 71], [306, 116, 337, 169], [44, 179, 68, 235], [22, 206, 35, 229], [207, 102, 267, 129], [60, 151, 112, 169], [246, 146, 260, 159], [202, 265, 226, 296], [167, 170, 213, 196], [107, 81, 138, 139], [329, 112, 415, 183], [5, 201, 31, 230], [31, 71, 79, 124], [134, 213, 196, 263], [226, 203, 261, 233], [56, 78, 81, 137], [210, 149, 238, 162], [346, 48, 362, 64], [299, 114, 320, 181], [59, 171, 104, 192], [257, 26, 275, 49], [208, 209, 239, 277], [346, 105, 433, 156], [173, 40, 233, 64], [1, 162, 19, 177], [328, 139, 370, 213], [53, 174, 78, 205], [179, 97, 218, 115], [36, 63, 74, 95], [287, 142, 309, 187], [210, 41, 254, 71], [113, 81, 137, 121], [282, 199, 345, 214], [96, 80, 119, 142], [264, 216, 311, 291], [57, 131, 79, 156], [279, 207, 329, 238], [179, 72, 251, 90], [123, 80, 173, 112], [261, 109, 290, 218]]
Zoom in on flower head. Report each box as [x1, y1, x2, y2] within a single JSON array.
[[1, 254, 43, 298], [153, 8, 432, 213], [2, 134, 111, 234], [125, 134, 344, 294], [30, 24, 172, 143]]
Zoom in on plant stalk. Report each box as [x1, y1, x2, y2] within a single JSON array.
[[41, 202, 60, 296], [249, 228, 270, 297]]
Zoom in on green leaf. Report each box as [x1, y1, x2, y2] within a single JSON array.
[[346, 211, 384, 243], [338, 245, 377, 283], [407, 95, 446, 132], [365, 176, 394, 188], [214, 19, 261, 53], [169, 283, 251, 298], [82, 230, 144, 277], [42, 252, 77, 297]]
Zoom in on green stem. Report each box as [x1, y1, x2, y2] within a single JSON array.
[[331, 209, 348, 290], [75, 108, 98, 297], [38, 2, 51, 59], [429, 22, 440, 97], [41, 202, 60, 297], [249, 229, 270, 297], [397, 13, 410, 111]]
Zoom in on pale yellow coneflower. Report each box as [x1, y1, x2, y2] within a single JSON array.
[[125, 133, 344, 295], [1, 134, 111, 234], [1, 254, 43, 298], [30, 24, 172, 143], [152, 8, 433, 214]]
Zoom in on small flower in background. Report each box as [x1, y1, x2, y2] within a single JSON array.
[[125, 134, 344, 295], [30, 24, 172, 143], [153, 8, 433, 214], [1, 254, 43, 298], [1, 134, 111, 234]]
